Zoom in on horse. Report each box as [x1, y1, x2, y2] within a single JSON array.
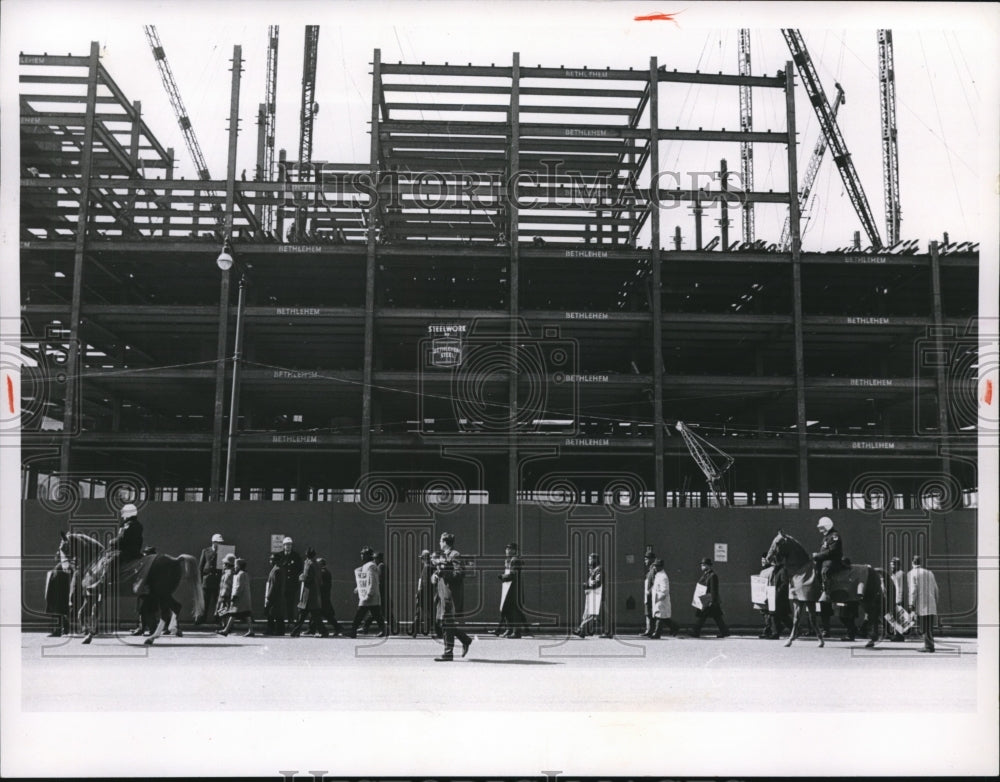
[[765, 530, 882, 648], [57, 531, 203, 645]]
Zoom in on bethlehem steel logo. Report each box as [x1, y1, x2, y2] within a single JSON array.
[[428, 323, 467, 367]]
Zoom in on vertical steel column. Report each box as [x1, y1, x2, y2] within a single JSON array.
[[210, 45, 243, 500], [719, 158, 730, 250], [507, 52, 521, 506], [650, 58, 665, 507], [126, 100, 142, 237], [928, 241, 951, 480], [784, 63, 809, 509], [224, 275, 247, 500], [162, 148, 174, 237], [360, 50, 382, 480], [254, 102, 267, 226], [59, 41, 100, 478]]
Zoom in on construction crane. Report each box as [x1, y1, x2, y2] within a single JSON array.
[[877, 29, 901, 246], [782, 29, 883, 250], [143, 25, 211, 181], [738, 29, 755, 244], [293, 25, 320, 239], [259, 25, 279, 233], [780, 83, 845, 250], [675, 421, 735, 508]]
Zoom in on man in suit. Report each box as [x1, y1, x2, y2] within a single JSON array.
[[196, 532, 224, 624], [907, 555, 940, 653], [433, 532, 473, 661], [691, 557, 729, 638], [497, 542, 527, 638], [289, 547, 328, 638]]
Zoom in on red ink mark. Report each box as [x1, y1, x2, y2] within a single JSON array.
[[634, 11, 683, 26], [6, 374, 13, 414], [985, 379, 994, 405]]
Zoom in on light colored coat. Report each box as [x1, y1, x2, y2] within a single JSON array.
[[651, 570, 672, 619], [228, 569, 252, 614], [907, 566, 939, 616]]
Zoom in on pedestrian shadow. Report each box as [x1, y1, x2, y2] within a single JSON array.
[[465, 658, 562, 665]]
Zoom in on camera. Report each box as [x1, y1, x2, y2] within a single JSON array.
[[913, 321, 997, 438], [1, 320, 80, 442], [417, 317, 580, 435]]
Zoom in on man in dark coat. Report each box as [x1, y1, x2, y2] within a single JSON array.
[[44, 556, 72, 637], [196, 532, 224, 624], [264, 553, 286, 636], [690, 557, 729, 638], [280, 536, 304, 621], [812, 516, 844, 602], [497, 542, 528, 638], [410, 549, 435, 637], [289, 547, 328, 637], [433, 532, 473, 661], [316, 558, 344, 636]]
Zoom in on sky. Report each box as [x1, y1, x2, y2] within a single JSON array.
[[2, 0, 997, 251]]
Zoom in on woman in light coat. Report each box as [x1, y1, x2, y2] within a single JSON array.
[[214, 553, 236, 629], [649, 558, 679, 638]]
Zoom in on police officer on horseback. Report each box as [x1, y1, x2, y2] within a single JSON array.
[[89, 503, 150, 595], [812, 516, 843, 602]]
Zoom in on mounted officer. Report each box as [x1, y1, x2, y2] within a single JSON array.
[[85, 503, 151, 595], [811, 516, 843, 602]]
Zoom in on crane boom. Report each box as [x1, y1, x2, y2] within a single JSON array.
[[261, 25, 280, 233], [738, 29, 755, 244], [780, 83, 845, 250], [782, 29, 883, 249], [143, 25, 211, 181], [293, 25, 320, 240], [877, 29, 901, 246], [675, 421, 734, 508]]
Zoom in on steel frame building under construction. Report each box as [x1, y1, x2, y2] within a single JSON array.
[[18, 42, 980, 511]]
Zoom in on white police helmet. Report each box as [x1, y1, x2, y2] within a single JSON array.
[[282, 536, 293, 545], [816, 516, 833, 532], [120, 503, 138, 520], [211, 533, 224, 543]]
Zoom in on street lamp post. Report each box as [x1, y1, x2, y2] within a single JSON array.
[[217, 244, 246, 501]]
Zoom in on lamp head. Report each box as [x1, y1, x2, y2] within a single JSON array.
[[216, 248, 234, 271]]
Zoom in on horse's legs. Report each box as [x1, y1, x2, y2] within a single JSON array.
[[785, 602, 800, 647], [806, 603, 825, 647], [144, 599, 169, 645], [170, 600, 182, 637]]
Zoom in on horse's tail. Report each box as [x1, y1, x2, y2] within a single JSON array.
[[180, 554, 204, 621]]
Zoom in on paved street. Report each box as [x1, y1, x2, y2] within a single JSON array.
[[20, 630, 978, 712]]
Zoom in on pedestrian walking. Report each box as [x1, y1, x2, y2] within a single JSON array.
[[907, 555, 940, 653], [690, 557, 729, 638]]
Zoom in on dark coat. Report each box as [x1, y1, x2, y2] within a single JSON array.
[[114, 519, 143, 562], [499, 555, 523, 610], [319, 566, 334, 610], [297, 556, 322, 611], [265, 563, 286, 619], [45, 563, 71, 615], [813, 530, 843, 565], [198, 546, 220, 588], [434, 548, 465, 619], [697, 568, 721, 606]]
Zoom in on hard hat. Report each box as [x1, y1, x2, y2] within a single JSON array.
[[211, 533, 224, 543], [816, 516, 834, 532], [282, 536, 293, 545], [120, 503, 138, 519]]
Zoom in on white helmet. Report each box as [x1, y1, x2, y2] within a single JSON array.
[[816, 516, 833, 532], [120, 503, 138, 520], [282, 536, 293, 545], [211, 533, 224, 543]]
